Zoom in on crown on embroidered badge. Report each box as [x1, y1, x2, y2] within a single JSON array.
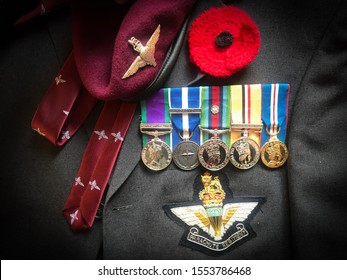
[[198, 172, 226, 239], [199, 172, 225, 207]]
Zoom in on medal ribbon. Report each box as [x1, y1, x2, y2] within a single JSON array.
[[261, 84, 289, 145], [140, 88, 171, 147], [200, 86, 231, 145], [230, 84, 262, 144], [168, 87, 201, 149]]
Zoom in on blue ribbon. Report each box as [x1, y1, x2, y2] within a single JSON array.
[[261, 84, 289, 145], [169, 87, 201, 149]]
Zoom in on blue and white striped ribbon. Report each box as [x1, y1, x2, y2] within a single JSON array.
[[261, 84, 289, 145], [168, 87, 201, 150]]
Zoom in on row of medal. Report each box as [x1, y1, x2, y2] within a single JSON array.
[[140, 84, 289, 172], [140, 122, 288, 171]]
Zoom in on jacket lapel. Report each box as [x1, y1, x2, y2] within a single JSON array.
[[106, 106, 142, 203]]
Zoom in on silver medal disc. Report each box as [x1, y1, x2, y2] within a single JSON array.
[[141, 139, 172, 171], [173, 140, 200, 170], [198, 137, 230, 171]]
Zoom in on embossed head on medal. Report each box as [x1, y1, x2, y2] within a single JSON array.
[[261, 126, 288, 168], [140, 123, 173, 171]]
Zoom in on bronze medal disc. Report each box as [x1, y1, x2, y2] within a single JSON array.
[[173, 141, 200, 170], [261, 140, 288, 168], [141, 140, 172, 171], [230, 137, 260, 169], [198, 137, 230, 171]]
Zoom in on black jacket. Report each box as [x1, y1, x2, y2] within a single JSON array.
[[1, 0, 347, 259]]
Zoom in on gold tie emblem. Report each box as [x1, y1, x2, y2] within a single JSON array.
[[122, 24, 161, 79]]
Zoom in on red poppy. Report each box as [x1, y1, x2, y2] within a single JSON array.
[[188, 6, 260, 77]]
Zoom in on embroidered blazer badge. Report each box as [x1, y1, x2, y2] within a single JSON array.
[[164, 171, 265, 256]]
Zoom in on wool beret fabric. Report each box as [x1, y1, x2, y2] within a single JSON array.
[[72, 0, 197, 100]]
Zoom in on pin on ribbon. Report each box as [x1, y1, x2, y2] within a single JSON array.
[[198, 86, 231, 171]]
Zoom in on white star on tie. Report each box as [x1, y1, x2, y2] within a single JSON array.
[[63, 110, 69, 116], [55, 74, 66, 85], [70, 210, 79, 225], [33, 127, 46, 136], [61, 130, 70, 140], [74, 177, 85, 187], [94, 130, 108, 140], [89, 180, 101, 191], [111, 131, 124, 142]]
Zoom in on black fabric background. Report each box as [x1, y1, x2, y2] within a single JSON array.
[[288, 3, 347, 258], [1, 0, 347, 259]]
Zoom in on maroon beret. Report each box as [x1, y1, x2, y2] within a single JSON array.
[[72, 0, 197, 101]]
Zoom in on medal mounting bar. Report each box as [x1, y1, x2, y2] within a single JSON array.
[[231, 122, 263, 133], [140, 122, 172, 137], [199, 126, 230, 136], [169, 108, 201, 114], [140, 122, 172, 130]]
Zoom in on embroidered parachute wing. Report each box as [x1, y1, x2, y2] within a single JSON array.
[[222, 202, 258, 230], [170, 205, 210, 234]]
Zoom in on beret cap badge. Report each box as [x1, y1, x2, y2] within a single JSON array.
[[122, 24, 161, 79]]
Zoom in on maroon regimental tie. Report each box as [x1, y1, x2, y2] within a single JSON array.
[[31, 0, 197, 232], [32, 53, 136, 231]]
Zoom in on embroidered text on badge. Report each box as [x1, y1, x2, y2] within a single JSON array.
[[164, 171, 265, 256]]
